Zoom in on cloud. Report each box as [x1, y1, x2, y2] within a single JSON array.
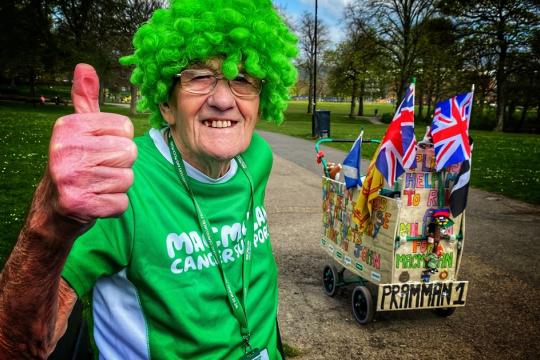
[[300, 0, 352, 20], [297, 0, 349, 45], [327, 24, 345, 44]]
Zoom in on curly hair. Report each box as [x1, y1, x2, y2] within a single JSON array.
[[120, 0, 298, 128]]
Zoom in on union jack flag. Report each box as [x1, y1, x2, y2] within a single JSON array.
[[431, 92, 473, 171], [375, 83, 416, 186]]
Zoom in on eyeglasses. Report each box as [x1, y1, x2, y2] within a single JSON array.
[[173, 69, 263, 97]]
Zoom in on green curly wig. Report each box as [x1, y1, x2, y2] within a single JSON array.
[[119, 0, 298, 128]]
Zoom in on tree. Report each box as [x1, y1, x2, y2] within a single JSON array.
[[326, 33, 381, 117], [439, 0, 540, 131], [117, 0, 166, 115], [505, 33, 540, 131], [296, 11, 330, 114], [342, 4, 383, 117], [50, 0, 164, 108], [326, 44, 358, 115], [52, 0, 127, 103], [415, 17, 463, 122], [0, 0, 58, 98], [353, 0, 437, 103]]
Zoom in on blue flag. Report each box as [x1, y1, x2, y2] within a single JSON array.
[[343, 133, 363, 189]]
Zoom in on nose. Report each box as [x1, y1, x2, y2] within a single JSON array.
[[206, 78, 236, 111]]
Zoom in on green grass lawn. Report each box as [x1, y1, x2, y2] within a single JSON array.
[[0, 102, 151, 266], [0, 100, 539, 266]]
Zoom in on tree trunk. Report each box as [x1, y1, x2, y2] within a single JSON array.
[[307, 67, 313, 114], [426, 93, 433, 123], [130, 85, 137, 116], [99, 79, 105, 106], [349, 79, 357, 118], [396, 76, 406, 111], [418, 86, 424, 120], [517, 105, 528, 132], [357, 80, 365, 116], [494, 34, 508, 131], [507, 102, 515, 129], [29, 67, 36, 108]]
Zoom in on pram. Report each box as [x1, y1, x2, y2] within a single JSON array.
[[315, 137, 469, 324]]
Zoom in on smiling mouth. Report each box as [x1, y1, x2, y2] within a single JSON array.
[[202, 120, 238, 128]]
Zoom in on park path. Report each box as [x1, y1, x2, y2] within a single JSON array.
[[259, 130, 540, 359], [363, 116, 383, 125]]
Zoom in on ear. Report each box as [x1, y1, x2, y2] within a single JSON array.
[[159, 102, 176, 125]]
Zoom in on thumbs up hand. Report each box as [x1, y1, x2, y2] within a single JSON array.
[[47, 64, 137, 224]]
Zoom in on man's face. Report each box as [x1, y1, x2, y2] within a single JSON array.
[[161, 59, 260, 167]]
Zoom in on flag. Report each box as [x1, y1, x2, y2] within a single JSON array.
[[431, 92, 473, 171], [342, 132, 363, 189], [375, 83, 416, 186], [450, 137, 474, 217], [352, 143, 385, 233]]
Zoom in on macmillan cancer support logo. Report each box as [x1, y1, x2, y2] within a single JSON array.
[[166, 206, 270, 274]]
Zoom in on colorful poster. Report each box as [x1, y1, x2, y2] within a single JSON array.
[[321, 178, 397, 284], [320, 145, 466, 288]]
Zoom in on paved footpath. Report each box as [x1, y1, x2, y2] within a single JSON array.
[[258, 130, 540, 360]]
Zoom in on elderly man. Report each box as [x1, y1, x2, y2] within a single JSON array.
[[0, 0, 298, 358]]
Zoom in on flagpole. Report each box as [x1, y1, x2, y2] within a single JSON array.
[[311, 0, 319, 137], [470, 84, 475, 127]]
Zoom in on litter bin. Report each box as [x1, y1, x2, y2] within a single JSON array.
[[316, 110, 331, 138]]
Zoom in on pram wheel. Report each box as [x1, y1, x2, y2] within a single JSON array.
[[322, 264, 339, 297], [433, 307, 456, 317], [351, 286, 374, 325]]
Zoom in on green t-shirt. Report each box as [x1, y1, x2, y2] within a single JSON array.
[[62, 130, 280, 360]]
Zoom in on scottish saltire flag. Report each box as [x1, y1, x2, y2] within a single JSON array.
[[450, 137, 474, 217], [342, 132, 363, 189], [375, 83, 417, 186], [431, 92, 473, 171]]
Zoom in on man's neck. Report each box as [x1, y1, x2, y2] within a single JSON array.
[[166, 129, 231, 179]]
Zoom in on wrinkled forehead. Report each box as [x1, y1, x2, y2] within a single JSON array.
[[186, 58, 245, 72]]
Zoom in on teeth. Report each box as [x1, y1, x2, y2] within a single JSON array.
[[206, 120, 234, 128]]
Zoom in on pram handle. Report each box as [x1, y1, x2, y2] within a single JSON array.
[[315, 138, 381, 177]]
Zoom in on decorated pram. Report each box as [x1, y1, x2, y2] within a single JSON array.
[[315, 137, 469, 325]]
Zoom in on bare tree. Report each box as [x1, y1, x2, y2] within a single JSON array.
[[296, 11, 330, 114], [353, 0, 436, 103], [439, 0, 540, 131]]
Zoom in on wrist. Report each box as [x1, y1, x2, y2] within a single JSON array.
[[23, 173, 93, 251]]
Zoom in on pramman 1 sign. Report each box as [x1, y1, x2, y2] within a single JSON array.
[[377, 281, 468, 311]]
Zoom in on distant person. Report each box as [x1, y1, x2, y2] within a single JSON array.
[[0, 0, 298, 358]]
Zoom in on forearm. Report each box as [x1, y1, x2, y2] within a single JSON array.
[[0, 174, 87, 358]]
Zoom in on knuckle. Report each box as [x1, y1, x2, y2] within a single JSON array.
[[116, 194, 129, 213], [126, 141, 138, 162], [121, 118, 134, 138], [123, 169, 134, 188], [56, 190, 81, 216]]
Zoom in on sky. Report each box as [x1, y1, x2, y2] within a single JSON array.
[[273, 0, 353, 44]]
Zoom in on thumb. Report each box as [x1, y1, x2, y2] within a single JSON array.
[[71, 63, 100, 113]]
